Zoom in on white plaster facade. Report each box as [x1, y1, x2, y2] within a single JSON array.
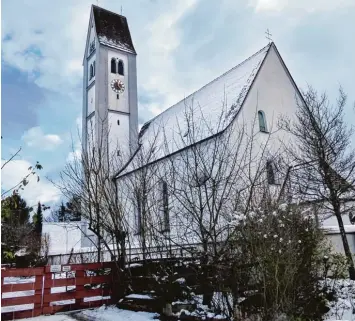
[[107, 49, 129, 113], [108, 112, 130, 157], [87, 85, 95, 116]]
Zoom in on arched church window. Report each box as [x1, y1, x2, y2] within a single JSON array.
[[93, 61, 95, 77], [258, 110, 267, 132], [266, 160, 276, 185], [111, 58, 116, 74], [118, 60, 124, 76], [89, 63, 94, 80], [161, 180, 170, 232]]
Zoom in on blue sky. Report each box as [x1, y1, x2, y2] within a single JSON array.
[[1, 0, 355, 210]]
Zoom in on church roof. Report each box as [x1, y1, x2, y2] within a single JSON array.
[[92, 5, 136, 54], [116, 43, 272, 178]]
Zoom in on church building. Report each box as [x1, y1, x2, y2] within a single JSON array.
[[82, 5, 355, 259]]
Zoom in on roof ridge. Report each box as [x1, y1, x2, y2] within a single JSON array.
[[92, 4, 127, 19], [140, 42, 272, 128]]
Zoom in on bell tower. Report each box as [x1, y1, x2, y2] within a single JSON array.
[[82, 5, 138, 162]]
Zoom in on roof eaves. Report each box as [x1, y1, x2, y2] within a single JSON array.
[[112, 144, 142, 179]]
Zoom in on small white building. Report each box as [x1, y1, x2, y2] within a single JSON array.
[[320, 213, 355, 254]]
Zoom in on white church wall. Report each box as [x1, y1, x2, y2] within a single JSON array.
[[86, 115, 96, 151], [108, 112, 130, 158], [116, 45, 308, 255], [107, 49, 129, 113], [87, 85, 96, 115], [117, 129, 256, 255], [236, 44, 300, 158]]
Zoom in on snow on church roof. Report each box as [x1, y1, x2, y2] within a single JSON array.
[[117, 43, 271, 177], [92, 5, 136, 54]]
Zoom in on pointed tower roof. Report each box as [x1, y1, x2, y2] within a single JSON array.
[[92, 5, 136, 54]]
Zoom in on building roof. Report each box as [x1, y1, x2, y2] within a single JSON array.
[[92, 5, 136, 54], [116, 43, 272, 178]]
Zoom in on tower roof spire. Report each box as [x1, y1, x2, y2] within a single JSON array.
[[92, 5, 136, 54]]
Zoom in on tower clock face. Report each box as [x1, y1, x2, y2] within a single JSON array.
[[110, 79, 125, 94]]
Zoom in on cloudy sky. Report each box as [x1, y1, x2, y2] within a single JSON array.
[[2, 0, 355, 211]]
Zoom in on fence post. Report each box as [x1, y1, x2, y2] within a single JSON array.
[[42, 269, 52, 315], [34, 270, 44, 317], [75, 269, 85, 308]]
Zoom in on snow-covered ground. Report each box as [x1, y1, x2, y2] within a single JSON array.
[[19, 305, 158, 320], [2, 275, 354, 320], [324, 279, 355, 321]]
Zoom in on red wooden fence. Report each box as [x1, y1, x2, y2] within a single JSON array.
[[1, 262, 118, 320]]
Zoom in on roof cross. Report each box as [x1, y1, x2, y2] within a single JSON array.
[[265, 29, 272, 43]]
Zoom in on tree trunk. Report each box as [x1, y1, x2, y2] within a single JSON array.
[[201, 242, 213, 307], [333, 203, 355, 280], [97, 206, 101, 263], [119, 233, 126, 269]]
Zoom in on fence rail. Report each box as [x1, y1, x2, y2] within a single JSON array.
[[47, 244, 200, 265], [1, 262, 118, 320]]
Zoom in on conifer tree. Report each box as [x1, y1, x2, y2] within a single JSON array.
[[33, 201, 43, 236]]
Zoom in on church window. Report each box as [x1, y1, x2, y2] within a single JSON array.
[[89, 39, 95, 53], [118, 60, 124, 76], [93, 61, 95, 77], [136, 191, 142, 234], [117, 119, 120, 125], [89, 63, 94, 80], [349, 212, 355, 225], [193, 169, 210, 187], [111, 58, 116, 74], [258, 110, 267, 132], [266, 160, 276, 185], [161, 180, 170, 232]]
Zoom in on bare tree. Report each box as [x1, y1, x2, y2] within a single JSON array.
[[279, 86, 355, 279], [52, 116, 131, 267], [129, 99, 286, 305], [1, 144, 43, 199], [115, 130, 162, 262]]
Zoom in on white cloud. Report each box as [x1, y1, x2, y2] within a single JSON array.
[[66, 149, 81, 163], [76, 115, 82, 132], [66, 140, 82, 163], [22, 127, 63, 150], [2, 0, 354, 129], [2, 1, 90, 97], [135, 0, 199, 113], [1, 159, 60, 206], [249, 0, 355, 12], [1, 0, 200, 119]]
